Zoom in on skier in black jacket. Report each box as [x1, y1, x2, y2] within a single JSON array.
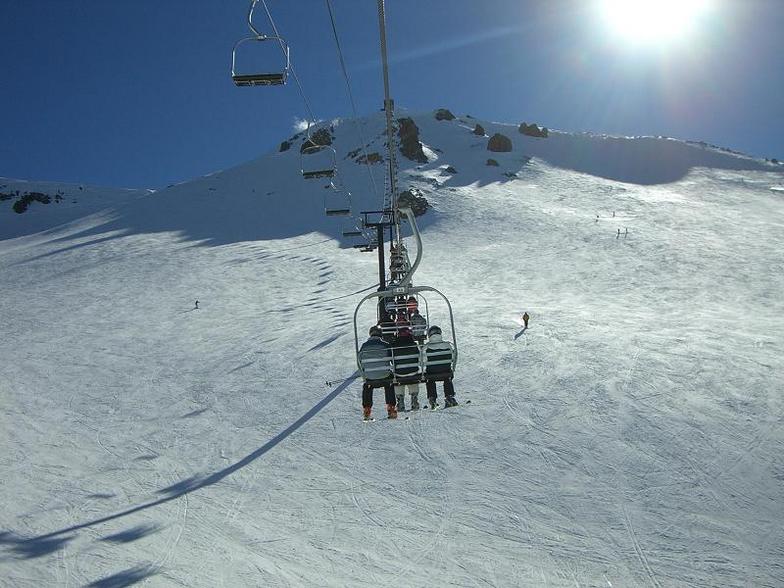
[[391, 326, 421, 411], [358, 326, 397, 420], [423, 325, 458, 408]]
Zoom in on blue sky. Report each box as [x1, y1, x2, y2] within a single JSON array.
[[2, 0, 782, 189]]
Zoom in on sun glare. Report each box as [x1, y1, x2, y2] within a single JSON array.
[[600, 0, 710, 43]]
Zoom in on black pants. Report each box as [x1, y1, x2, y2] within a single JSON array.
[[362, 382, 395, 407], [426, 376, 454, 400]]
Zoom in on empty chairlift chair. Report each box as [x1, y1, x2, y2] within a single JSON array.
[[342, 227, 364, 237], [230, 1, 290, 86], [324, 185, 352, 217], [301, 144, 337, 180]]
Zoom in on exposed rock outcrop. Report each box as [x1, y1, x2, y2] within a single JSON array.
[[444, 166, 457, 174], [398, 117, 428, 163], [518, 122, 549, 138], [398, 188, 430, 216], [486, 159, 499, 166], [435, 108, 455, 121], [487, 133, 513, 152], [355, 152, 383, 165], [279, 140, 291, 152], [473, 124, 486, 136], [11, 192, 51, 214]]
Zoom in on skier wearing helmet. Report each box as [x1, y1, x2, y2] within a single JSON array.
[[423, 325, 458, 408], [358, 325, 397, 420]]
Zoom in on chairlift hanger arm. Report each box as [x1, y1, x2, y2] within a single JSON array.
[[247, 0, 264, 36]]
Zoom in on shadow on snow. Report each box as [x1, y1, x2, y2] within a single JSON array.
[[0, 373, 358, 559]]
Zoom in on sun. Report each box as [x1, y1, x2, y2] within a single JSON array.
[[599, 0, 710, 44]]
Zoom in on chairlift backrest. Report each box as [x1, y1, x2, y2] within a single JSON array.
[[358, 340, 392, 381]]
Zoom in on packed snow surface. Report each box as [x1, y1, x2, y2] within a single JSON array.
[[1, 112, 783, 587]]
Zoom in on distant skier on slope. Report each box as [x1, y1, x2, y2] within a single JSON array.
[[423, 325, 458, 409], [522, 312, 529, 329], [358, 326, 397, 420]]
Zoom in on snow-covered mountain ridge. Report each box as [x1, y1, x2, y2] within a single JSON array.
[[2, 110, 780, 244], [1, 111, 783, 587]]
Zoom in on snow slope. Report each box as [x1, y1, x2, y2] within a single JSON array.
[[1, 112, 783, 587]]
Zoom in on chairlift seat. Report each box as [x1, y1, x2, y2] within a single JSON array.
[[232, 73, 286, 86], [342, 230, 363, 237], [302, 169, 335, 180], [326, 208, 351, 216]]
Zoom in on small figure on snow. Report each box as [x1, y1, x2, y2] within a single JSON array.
[[616, 228, 621, 239], [194, 300, 199, 310], [522, 312, 529, 329], [624, 227, 628, 238]]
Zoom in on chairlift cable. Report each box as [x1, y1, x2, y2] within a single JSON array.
[[325, 0, 382, 205], [255, 1, 338, 181], [258, 0, 319, 137]]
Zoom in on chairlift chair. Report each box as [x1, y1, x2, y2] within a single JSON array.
[[231, 0, 290, 86], [231, 36, 290, 86], [301, 144, 337, 180], [326, 208, 351, 217], [354, 286, 456, 384], [324, 185, 352, 217]]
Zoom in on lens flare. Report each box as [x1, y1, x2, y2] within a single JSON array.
[[600, 0, 710, 43]]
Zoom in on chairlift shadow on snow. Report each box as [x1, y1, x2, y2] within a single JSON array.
[[86, 564, 158, 588], [99, 523, 161, 544], [86, 492, 117, 500], [307, 332, 345, 352], [0, 531, 75, 559], [0, 373, 358, 559]]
